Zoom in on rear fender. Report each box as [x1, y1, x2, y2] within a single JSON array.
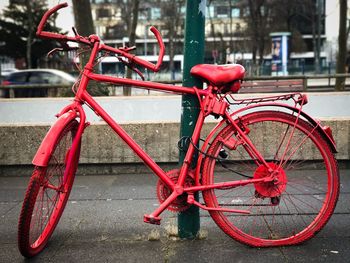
[[32, 111, 78, 167], [194, 103, 337, 184]]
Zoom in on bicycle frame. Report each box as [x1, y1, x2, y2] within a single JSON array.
[[38, 38, 277, 220], [31, 2, 336, 223], [18, 5, 340, 256]]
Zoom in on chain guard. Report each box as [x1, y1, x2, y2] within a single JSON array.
[[156, 169, 194, 212]]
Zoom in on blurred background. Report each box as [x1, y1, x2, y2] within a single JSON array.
[[0, 0, 348, 96]]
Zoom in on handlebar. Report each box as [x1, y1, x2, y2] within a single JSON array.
[[37, 2, 67, 36], [36, 2, 165, 72]]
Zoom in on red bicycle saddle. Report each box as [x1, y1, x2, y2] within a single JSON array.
[[190, 64, 245, 86]]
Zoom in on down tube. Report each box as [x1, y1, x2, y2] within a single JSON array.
[[82, 92, 175, 189]]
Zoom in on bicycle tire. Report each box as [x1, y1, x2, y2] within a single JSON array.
[[202, 111, 339, 247], [18, 120, 80, 257]]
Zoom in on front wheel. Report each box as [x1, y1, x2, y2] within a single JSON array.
[[18, 120, 80, 257], [202, 111, 339, 247]]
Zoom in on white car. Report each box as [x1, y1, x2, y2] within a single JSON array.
[[3, 69, 75, 85], [1, 69, 76, 97], [0, 68, 19, 77]]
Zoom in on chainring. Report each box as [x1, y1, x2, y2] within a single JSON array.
[[156, 169, 194, 212]]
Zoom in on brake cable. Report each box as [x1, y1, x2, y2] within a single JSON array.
[[177, 136, 253, 179]]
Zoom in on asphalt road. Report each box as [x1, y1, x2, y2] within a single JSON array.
[[1, 169, 350, 262]]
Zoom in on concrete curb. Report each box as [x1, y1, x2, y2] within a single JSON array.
[[0, 119, 349, 175]]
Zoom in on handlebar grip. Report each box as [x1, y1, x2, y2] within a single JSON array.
[[37, 2, 68, 36], [149, 26, 165, 72]]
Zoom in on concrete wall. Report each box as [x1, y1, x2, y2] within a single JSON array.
[[1, 119, 349, 174]]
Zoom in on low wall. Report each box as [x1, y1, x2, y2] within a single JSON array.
[[0, 119, 349, 175]]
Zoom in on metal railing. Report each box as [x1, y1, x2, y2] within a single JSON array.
[[1, 74, 350, 98]]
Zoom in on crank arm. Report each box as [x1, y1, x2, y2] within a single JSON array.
[[187, 195, 250, 214]]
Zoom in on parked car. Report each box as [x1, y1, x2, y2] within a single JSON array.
[[0, 68, 19, 78], [1, 69, 75, 97]]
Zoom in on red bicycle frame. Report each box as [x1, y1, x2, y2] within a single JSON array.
[[61, 39, 271, 220], [17, 4, 341, 257], [33, 2, 335, 223]]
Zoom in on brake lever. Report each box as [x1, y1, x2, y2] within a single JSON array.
[[119, 46, 136, 52], [47, 47, 63, 57], [47, 44, 79, 57], [72, 27, 79, 37]]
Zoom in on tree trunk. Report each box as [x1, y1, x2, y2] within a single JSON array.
[[72, 0, 95, 66], [124, 0, 139, 96], [25, 0, 33, 68], [168, 1, 177, 80], [311, 15, 318, 73], [72, 0, 105, 94], [208, 0, 217, 63], [248, 0, 262, 73], [72, 0, 95, 37], [229, 0, 234, 53], [335, 0, 347, 91], [312, 0, 321, 74], [169, 26, 175, 80]]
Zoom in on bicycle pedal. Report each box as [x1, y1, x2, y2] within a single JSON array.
[[144, 214, 161, 225]]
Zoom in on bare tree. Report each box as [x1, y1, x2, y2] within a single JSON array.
[[161, 0, 185, 78], [335, 0, 347, 91], [72, 0, 95, 36], [24, 0, 34, 68], [243, 0, 272, 72], [72, 0, 95, 66], [72, 0, 110, 96], [124, 0, 139, 96], [207, 0, 217, 59]]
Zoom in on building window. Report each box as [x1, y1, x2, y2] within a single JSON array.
[[139, 8, 150, 20], [97, 8, 110, 18], [242, 7, 250, 17], [216, 6, 229, 18], [151, 8, 161, 20], [231, 8, 240, 18], [207, 6, 214, 17]]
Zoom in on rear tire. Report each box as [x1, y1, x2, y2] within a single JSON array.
[[202, 111, 339, 247], [18, 120, 80, 257]]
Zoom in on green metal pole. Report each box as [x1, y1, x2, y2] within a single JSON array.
[[178, 0, 206, 239]]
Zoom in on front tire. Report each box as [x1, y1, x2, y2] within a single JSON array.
[[18, 120, 80, 257]]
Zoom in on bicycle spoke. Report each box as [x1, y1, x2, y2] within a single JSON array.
[[202, 111, 338, 246], [280, 126, 318, 169], [19, 120, 80, 256]]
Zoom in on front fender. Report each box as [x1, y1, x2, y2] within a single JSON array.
[[194, 103, 337, 184], [32, 111, 78, 167]]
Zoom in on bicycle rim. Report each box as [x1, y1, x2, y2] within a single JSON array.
[[202, 111, 339, 247], [18, 120, 80, 257]]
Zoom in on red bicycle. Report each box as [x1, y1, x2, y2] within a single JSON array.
[[18, 3, 339, 257]]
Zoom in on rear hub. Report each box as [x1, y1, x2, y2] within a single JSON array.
[[253, 163, 287, 198]]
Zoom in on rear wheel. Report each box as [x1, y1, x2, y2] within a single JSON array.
[[202, 111, 339, 247], [18, 120, 80, 257]]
